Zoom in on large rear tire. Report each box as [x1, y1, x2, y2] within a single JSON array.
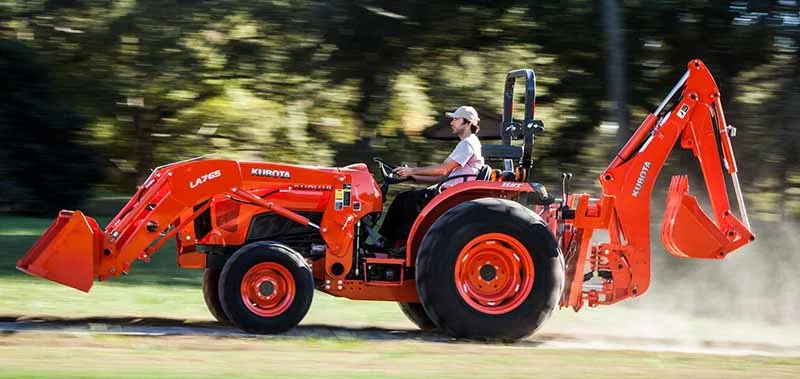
[[219, 242, 314, 334], [202, 268, 229, 323], [398, 302, 437, 331], [416, 198, 564, 341]]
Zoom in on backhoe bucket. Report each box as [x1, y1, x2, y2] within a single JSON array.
[[16, 210, 102, 292], [661, 176, 730, 259]]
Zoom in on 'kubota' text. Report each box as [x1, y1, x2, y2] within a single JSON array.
[[631, 161, 652, 198], [252, 168, 291, 179]]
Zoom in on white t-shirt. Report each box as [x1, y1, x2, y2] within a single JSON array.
[[443, 134, 484, 187]]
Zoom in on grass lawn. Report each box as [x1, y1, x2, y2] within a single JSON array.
[[3, 214, 800, 342], [0, 333, 798, 379], [1, 214, 799, 378]]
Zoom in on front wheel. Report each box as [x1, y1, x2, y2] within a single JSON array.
[[219, 242, 314, 334], [202, 268, 229, 323], [416, 198, 564, 341]]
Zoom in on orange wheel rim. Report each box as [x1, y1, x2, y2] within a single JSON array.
[[240, 262, 295, 317], [454, 233, 534, 315]]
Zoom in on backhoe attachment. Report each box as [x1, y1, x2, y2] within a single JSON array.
[[559, 59, 755, 310]]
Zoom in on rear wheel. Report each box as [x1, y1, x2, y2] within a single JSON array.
[[416, 198, 564, 341], [219, 242, 314, 334], [202, 268, 229, 323], [398, 302, 437, 331]]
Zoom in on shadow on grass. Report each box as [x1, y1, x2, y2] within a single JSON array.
[[0, 315, 546, 347]]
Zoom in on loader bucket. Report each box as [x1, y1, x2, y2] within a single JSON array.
[[661, 176, 729, 259], [16, 210, 102, 292]]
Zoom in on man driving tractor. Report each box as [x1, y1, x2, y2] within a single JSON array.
[[16, 61, 756, 340], [377, 105, 485, 249]]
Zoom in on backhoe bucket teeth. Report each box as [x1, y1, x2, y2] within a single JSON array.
[[16, 210, 102, 292], [661, 176, 728, 259]]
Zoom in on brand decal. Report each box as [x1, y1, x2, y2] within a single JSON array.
[[251, 168, 291, 179], [189, 169, 221, 189], [631, 161, 652, 198], [292, 184, 333, 191], [501, 182, 523, 188]]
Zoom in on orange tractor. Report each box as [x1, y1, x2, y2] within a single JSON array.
[[18, 60, 754, 340]]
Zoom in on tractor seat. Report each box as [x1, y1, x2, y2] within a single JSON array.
[[433, 164, 493, 193], [476, 164, 492, 181]]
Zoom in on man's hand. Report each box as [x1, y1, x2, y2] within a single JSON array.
[[393, 166, 414, 179]]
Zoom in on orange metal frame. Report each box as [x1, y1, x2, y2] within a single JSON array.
[[18, 59, 754, 314], [545, 59, 755, 311]]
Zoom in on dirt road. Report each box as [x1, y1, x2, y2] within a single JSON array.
[[1, 315, 797, 357]]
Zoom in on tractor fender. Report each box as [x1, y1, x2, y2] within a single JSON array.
[[405, 181, 548, 266]]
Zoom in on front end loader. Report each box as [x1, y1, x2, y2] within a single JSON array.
[[17, 59, 754, 341]]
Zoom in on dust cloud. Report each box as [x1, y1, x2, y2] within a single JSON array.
[[543, 217, 800, 348]]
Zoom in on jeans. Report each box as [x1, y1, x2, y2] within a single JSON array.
[[378, 187, 437, 247]]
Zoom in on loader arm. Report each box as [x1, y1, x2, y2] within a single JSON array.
[[559, 60, 755, 310], [17, 159, 323, 292]]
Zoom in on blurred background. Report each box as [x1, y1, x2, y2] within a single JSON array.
[[0, 0, 797, 217], [1, 1, 799, 326]]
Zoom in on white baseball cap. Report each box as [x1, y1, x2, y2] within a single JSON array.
[[446, 105, 480, 125]]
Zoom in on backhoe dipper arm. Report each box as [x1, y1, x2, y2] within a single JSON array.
[[560, 60, 755, 310]]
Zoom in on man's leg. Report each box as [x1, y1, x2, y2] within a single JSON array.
[[377, 188, 437, 248], [377, 190, 411, 246], [395, 188, 437, 244]]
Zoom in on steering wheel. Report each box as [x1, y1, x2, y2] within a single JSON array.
[[373, 157, 414, 201], [372, 157, 411, 185]]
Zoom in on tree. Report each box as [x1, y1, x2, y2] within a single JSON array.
[[0, 40, 100, 214]]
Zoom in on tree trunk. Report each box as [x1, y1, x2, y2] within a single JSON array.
[[133, 109, 154, 188], [778, 69, 800, 221], [603, 0, 630, 151], [353, 70, 392, 160]]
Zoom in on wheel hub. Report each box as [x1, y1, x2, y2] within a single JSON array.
[[479, 264, 496, 281], [240, 262, 295, 317], [454, 233, 535, 315], [259, 280, 275, 297]]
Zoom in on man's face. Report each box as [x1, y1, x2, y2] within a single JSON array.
[[450, 117, 468, 134]]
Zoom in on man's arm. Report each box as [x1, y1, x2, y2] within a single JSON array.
[[411, 175, 444, 183], [394, 158, 460, 180]]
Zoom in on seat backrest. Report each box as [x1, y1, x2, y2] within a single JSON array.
[[476, 164, 492, 180]]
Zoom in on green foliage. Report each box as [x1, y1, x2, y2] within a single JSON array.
[[0, 40, 101, 214], [0, 1, 797, 219]]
